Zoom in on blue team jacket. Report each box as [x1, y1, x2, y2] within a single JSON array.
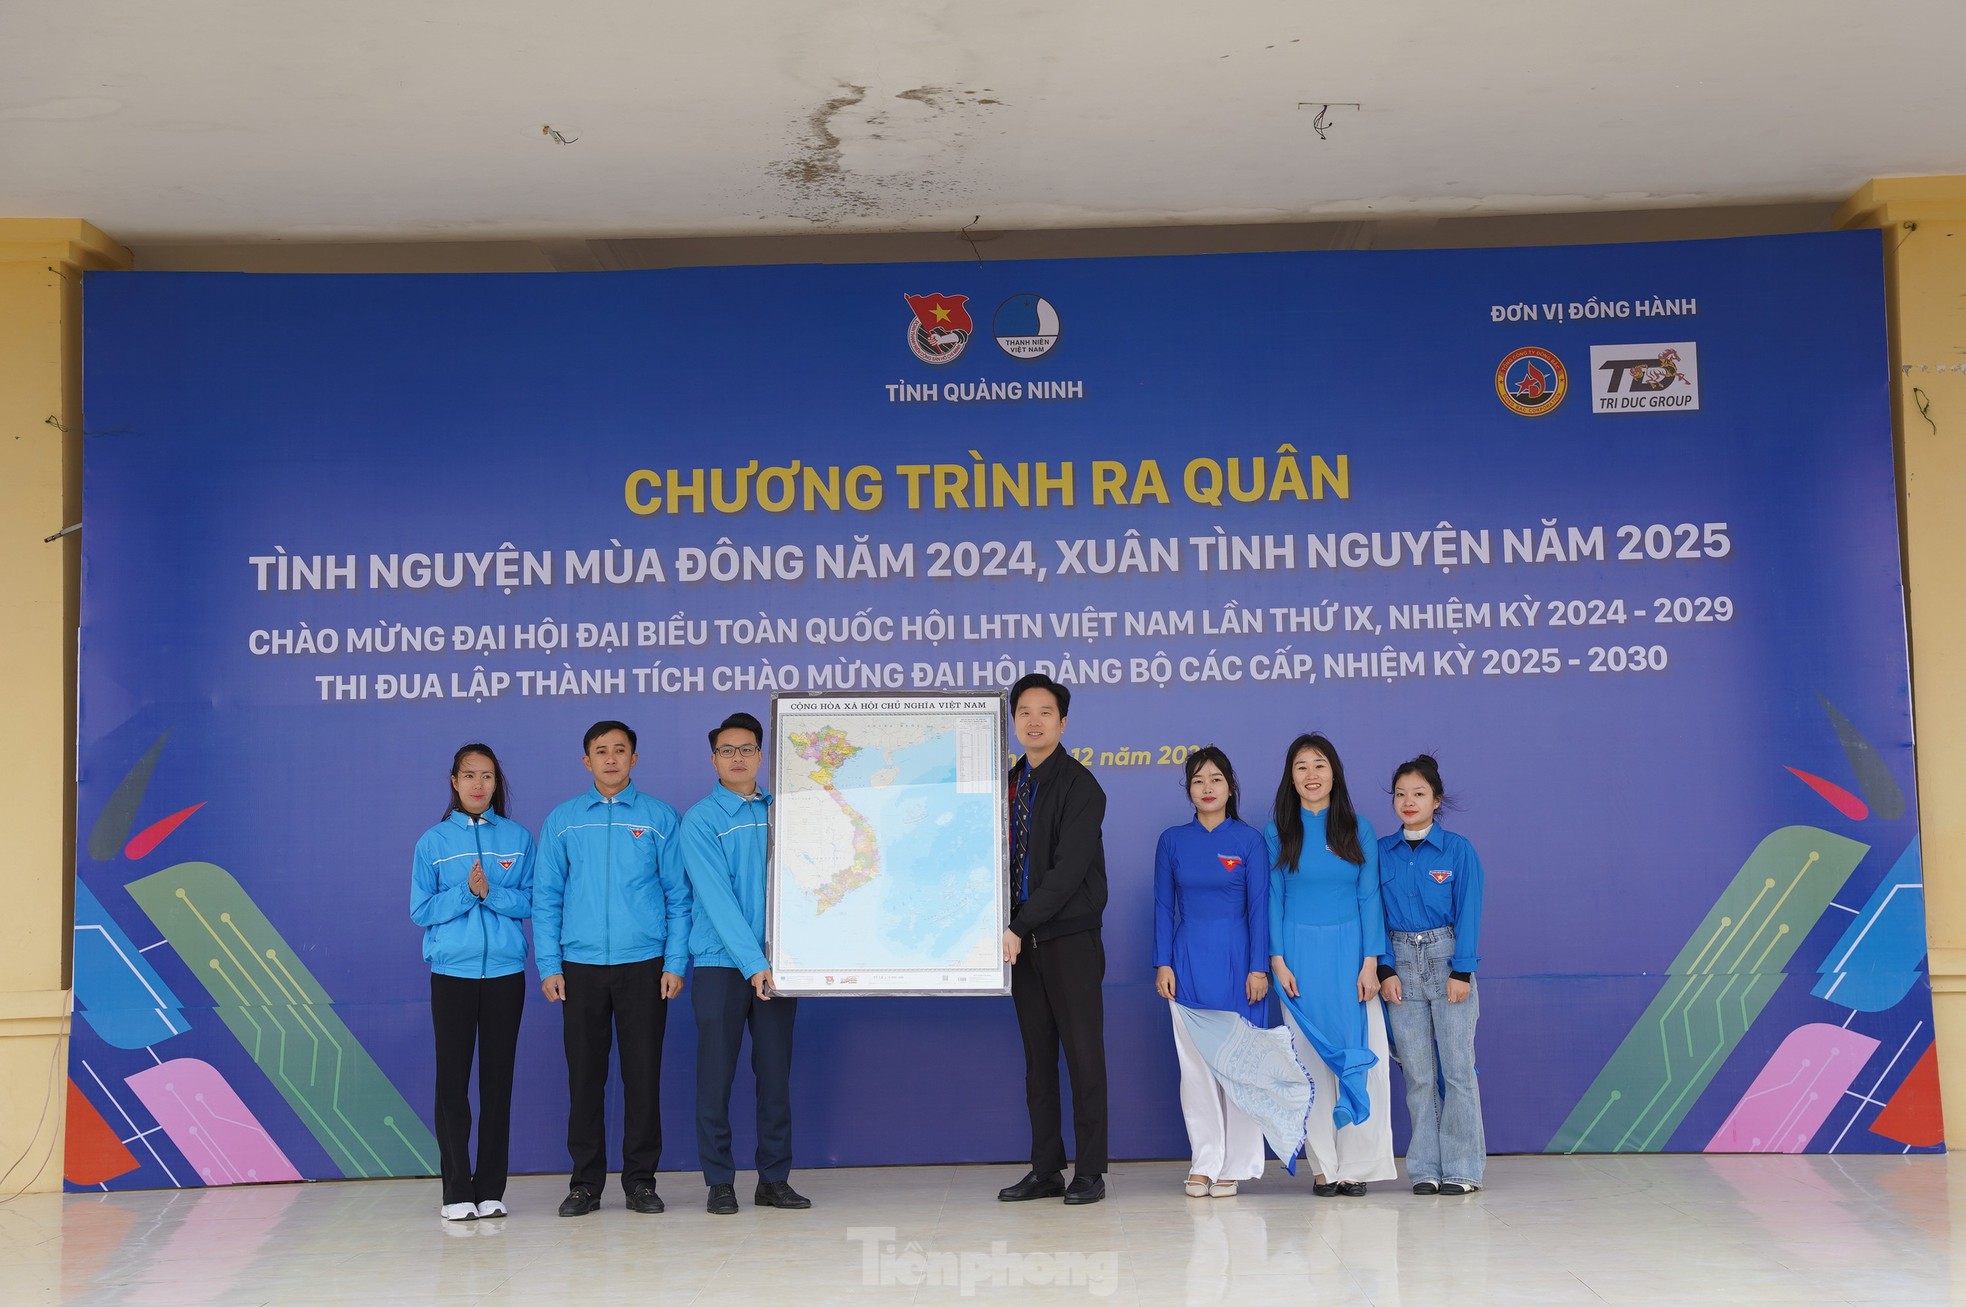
[[676, 782, 773, 978], [410, 810, 535, 979], [533, 782, 689, 978], [1376, 822, 1486, 974]]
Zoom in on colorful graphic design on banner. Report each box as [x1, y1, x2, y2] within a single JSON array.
[[72, 232, 1936, 1190]]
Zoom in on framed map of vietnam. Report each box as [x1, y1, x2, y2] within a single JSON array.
[[766, 692, 1011, 997]]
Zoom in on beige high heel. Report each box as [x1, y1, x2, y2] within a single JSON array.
[[1184, 1175, 1211, 1197], [1208, 1180, 1239, 1197]]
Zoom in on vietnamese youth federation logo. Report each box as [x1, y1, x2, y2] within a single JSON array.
[[1430, 869, 1453, 884], [1496, 346, 1568, 416], [1218, 856, 1244, 874], [994, 294, 1061, 359], [905, 293, 973, 364]]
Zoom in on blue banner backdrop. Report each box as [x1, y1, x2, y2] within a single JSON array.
[[69, 232, 1941, 1191]]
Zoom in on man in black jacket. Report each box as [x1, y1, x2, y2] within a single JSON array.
[[996, 673, 1110, 1206]]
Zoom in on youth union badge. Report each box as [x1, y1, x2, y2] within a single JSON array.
[[993, 294, 1061, 359], [1495, 346, 1568, 416], [905, 293, 973, 364]]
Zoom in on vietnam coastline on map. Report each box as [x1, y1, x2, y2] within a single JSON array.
[[768, 698, 1006, 994], [787, 727, 880, 913]]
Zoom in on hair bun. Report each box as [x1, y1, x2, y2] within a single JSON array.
[[1416, 753, 1438, 767]]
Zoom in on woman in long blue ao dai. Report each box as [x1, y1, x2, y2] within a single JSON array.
[[1378, 754, 1487, 1196], [1264, 733, 1397, 1195], [1154, 746, 1312, 1197]]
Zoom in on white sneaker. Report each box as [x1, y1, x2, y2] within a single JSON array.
[[440, 1202, 479, 1221], [475, 1199, 508, 1219]]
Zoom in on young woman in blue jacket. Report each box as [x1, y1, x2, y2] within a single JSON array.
[[1377, 754, 1486, 1195], [410, 743, 535, 1221]]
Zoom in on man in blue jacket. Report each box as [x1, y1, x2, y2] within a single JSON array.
[[674, 710, 810, 1215], [534, 720, 690, 1217]]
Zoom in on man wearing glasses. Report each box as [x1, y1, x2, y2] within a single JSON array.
[[672, 710, 811, 1215]]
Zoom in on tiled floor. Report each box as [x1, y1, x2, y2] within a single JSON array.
[[13, 1154, 1958, 1305]]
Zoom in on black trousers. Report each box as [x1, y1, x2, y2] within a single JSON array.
[[430, 970, 525, 1207], [692, 965, 798, 1185], [1010, 927, 1108, 1175], [561, 957, 667, 1193]]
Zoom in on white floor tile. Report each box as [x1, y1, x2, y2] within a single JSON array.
[[10, 1155, 1961, 1306]]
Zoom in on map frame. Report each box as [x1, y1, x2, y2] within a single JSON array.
[[765, 690, 1011, 998]]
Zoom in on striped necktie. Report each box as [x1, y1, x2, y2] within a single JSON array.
[[1012, 767, 1036, 903]]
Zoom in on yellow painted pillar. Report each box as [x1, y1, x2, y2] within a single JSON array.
[[1837, 177, 1966, 1142], [0, 220, 131, 1194]]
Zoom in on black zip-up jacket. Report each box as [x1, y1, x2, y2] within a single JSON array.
[[1006, 748, 1108, 942]]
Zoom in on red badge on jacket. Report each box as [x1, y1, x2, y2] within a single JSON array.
[[1218, 856, 1244, 874], [1431, 869, 1453, 883]]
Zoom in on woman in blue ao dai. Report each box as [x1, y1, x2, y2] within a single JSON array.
[[1154, 746, 1309, 1198], [1264, 733, 1397, 1195]]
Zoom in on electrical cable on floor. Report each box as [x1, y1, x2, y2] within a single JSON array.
[[0, 1012, 71, 1202]]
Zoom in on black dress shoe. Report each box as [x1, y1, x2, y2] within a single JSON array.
[[1336, 1181, 1368, 1197], [1062, 1174, 1106, 1205], [707, 1183, 738, 1215], [1437, 1181, 1481, 1196], [997, 1170, 1066, 1202], [625, 1183, 665, 1214], [1312, 1180, 1340, 1197], [558, 1186, 600, 1217], [1412, 1181, 1440, 1195], [755, 1180, 811, 1209]]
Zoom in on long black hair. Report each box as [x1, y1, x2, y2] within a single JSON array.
[[445, 742, 509, 820], [1183, 744, 1241, 823], [1270, 733, 1364, 869]]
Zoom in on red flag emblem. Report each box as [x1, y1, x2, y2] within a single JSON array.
[[1430, 870, 1452, 883], [631, 828, 645, 839], [1217, 856, 1244, 873], [905, 293, 972, 334], [499, 859, 514, 870]]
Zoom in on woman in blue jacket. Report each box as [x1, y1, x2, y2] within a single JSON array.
[[411, 743, 535, 1222], [1378, 754, 1486, 1195]]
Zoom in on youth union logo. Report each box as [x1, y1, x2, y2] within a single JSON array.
[[905, 293, 973, 364], [993, 294, 1061, 359], [1495, 346, 1568, 417]]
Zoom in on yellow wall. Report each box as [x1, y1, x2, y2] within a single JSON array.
[[0, 220, 130, 1194], [1, 193, 1955, 1191], [1839, 177, 1966, 1141]]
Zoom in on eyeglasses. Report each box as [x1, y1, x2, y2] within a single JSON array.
[[714, 744, 761, 759]]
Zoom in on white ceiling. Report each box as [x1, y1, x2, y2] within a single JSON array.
[[3, 0, 1964, 246]]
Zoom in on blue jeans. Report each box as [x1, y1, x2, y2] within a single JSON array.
[[1386, 928, 1484, 1185]]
